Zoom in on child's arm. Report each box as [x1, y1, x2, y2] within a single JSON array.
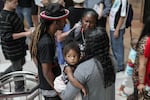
[[64, 66, 88, 96]]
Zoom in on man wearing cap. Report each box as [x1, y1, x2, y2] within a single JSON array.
[[30, 3, 69, 100]]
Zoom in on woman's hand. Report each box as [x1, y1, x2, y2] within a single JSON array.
[[137, 83, 145, 93]]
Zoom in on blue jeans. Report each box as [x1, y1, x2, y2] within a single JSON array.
[[16, 6, 33, 28], [110, 29, 125, 71]]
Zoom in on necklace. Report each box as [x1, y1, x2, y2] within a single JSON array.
[[81, 28, 85, 44]]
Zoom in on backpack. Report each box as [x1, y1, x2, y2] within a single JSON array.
[[114, 1, 133, 28], [126, 4, 133, 28]]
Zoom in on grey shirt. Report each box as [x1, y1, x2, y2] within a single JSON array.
[[84, 0, 112, 17], [61, 58, 115, 100]]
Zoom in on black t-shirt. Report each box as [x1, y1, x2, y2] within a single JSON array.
[[0, 0, 4, 10], [37, 33, 56, 90], [18, 0, 32, 7], [68, 7, 86, 28]]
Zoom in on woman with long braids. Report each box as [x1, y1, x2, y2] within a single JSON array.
[[66, 9, 98, 58], [61, 27, 117, 100], [30, 3, 69, 100]]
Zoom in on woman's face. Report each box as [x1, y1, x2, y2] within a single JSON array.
[[82, 14, 97, 31]]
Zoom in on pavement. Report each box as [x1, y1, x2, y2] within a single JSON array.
[[0, 19, 143, 100]]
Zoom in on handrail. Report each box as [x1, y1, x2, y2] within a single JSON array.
[[0, 71, 37, 81], [0, 71, 39, 99]]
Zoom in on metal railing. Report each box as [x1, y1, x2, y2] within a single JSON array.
[[0, 71, 41, 100]]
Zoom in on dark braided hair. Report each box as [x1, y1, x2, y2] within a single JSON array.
[[83, 27, 116, 88]]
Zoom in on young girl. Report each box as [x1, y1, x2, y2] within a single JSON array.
[[54, 40, 87, 99]]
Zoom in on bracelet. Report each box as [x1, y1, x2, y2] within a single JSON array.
[[139, 82, 144, 84], [139, 75, 144, 78], [139, 83, 144, 84], [139, 76, 144, 82]]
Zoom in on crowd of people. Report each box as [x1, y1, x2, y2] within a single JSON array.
[[0, 0, 150, 100]]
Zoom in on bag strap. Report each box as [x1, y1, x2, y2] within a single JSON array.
[[129, 26, 136, 49], [129, 26, 133, 42], [128, 0, 133, 42]]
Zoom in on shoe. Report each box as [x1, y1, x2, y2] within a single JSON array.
[[117, 70, 120, 72], [117, 68, 124, 72], [118, 90, 128, 97]]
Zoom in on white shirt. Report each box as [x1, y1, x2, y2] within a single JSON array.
[[34, 0, 43, 7], [109, 0, 127, 31]]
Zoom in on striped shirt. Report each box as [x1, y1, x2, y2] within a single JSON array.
[[0, 10, 26, 61]]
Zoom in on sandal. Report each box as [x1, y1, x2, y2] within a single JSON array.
[[118, 90, 128, 97]]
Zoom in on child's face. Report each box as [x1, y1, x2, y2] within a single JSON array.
[[65, 49, 80, 66]]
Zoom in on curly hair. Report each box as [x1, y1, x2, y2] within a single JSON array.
[[83, 27, 115, 88], [63, 39, 81, 58]]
